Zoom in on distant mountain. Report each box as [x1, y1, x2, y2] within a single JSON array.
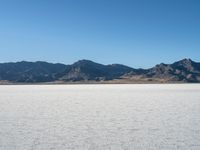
[[0, 61, 66, 82], [0, 58, 200, 83], [146, 59, 200, 82], [60, 60, 136, 81]]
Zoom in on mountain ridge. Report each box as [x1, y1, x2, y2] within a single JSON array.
[[0, 58, 200, 83]]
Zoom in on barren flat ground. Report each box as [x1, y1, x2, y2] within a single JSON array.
[[0, 84, 200, 150]]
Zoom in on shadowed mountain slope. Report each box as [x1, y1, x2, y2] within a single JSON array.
[[0, 61, 66, 82]]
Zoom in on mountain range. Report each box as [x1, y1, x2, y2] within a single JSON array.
[[0, 58, 200, 84]]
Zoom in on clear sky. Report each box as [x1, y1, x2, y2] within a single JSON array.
[[0, 0, 200, 68]]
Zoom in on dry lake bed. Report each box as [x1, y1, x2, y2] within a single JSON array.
[[0, 84, 200, 150]]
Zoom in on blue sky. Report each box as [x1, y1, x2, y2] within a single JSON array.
[[0, 0, 200, 68]]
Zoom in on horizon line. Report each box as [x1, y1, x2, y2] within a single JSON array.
[[0, 58, 197, 69]]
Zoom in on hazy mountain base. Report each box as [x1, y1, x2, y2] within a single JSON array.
[[0, 76, 189, 85]]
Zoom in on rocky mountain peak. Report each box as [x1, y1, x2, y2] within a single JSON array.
[[174, 58, 193, 65]]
